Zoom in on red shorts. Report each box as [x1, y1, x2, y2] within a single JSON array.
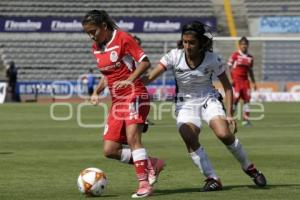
[[103, 95, 150, 144], [232, 80, 251, 102]]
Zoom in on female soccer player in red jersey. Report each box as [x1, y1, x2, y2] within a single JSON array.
[[82, 10, 164, 198], [228, 37, 257, 126]]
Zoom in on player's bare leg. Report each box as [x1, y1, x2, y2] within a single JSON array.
[[102, 131, 164, 187], [179, 123, 222, 191], [103, 140, 123, 160], [126, 123, 153, 198], [242, 102, 252, 127], [209, 116, 267, 187]]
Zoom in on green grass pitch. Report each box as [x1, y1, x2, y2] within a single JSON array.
[[0, 102, 299, 200]]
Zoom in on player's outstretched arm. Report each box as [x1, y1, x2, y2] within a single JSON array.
[[141, 64, 166, 85], [248, 68, 257, 91], [90, 77, 106, 105], [115, 57, 151, 89], [218, 71, 237, 133]]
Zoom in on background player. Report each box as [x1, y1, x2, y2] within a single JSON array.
[[227, 37, 257, 126], [143, 21, 266, 191], [86, 68, 96, 96], [82, 10, 164, 198]]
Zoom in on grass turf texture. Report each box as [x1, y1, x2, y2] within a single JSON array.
[[0, 102, 299, 200]]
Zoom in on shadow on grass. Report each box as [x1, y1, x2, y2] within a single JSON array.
[[0, 152, 14, 155], [223, 184, 300, 190], [154, 184, 300, 196], [87, 194, 119, 198], [155, 187, 200, 196]]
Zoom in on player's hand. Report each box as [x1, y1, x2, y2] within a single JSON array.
[[114, 80, 133, 89], [227, 116, 237, 134], [90, 93, 100, 105]]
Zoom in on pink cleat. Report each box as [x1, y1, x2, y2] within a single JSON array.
[[131, 181, 153, 198], [148, 158, 166, 186]]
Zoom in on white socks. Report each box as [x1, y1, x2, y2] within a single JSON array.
[[226, 138, 251, 170], [190, 147, 218, 179], [243, 103, 250, 113], [120, 147, 132, 163], [132, 148, 148, 162]]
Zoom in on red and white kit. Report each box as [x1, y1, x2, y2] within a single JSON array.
[[228, 50, 254, 102], [91, 30, 149, 143]]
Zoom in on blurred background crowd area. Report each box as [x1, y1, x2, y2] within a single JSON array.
[[1, 0, 300, 102]]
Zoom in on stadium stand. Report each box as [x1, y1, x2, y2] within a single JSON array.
[[0, 0, 214, 84], [244, 0, 300, 82], [0, 0, 214, 17], [0, 33, 178, 82], [244, 0, 300, 18], [1, 0, 299, 89], [0, 34, 93, 81], [263, 41, 300, 81]]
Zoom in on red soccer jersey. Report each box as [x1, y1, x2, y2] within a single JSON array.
[[92, 30, 148, 102], [228, 50, 253, 81]]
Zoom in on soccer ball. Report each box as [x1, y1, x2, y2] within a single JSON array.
[[77, 167, 107, 196]]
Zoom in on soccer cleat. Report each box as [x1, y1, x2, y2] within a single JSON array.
[[242, 120, 252, 127], [146, 119, 155, 125], [244, 164, 267, 187], [131, 181, 153, 198], [203, 177, 223, 192], [142, 121, 149, 133], [148, 158, 166, 186]]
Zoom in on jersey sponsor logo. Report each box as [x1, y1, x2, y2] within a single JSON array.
[[110, 51, 118, 62], [174, 67, 184, 72], [100, 61, 121, 71]]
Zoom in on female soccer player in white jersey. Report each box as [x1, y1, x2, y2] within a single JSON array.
[[82, 10, 164, 198], [143, 21, 266, 191]]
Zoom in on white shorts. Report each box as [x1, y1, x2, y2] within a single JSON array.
[[176, 96, 226, 129]]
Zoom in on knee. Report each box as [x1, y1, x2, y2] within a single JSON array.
[[178, 123, 200, 149], [216, 132, 235, 145], [103, 146, 117, 159], [179, 123, 200, 135]]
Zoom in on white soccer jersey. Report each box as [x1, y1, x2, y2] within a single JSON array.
[[160, 48, 225, 103]]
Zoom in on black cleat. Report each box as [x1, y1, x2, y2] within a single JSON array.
[[143, 119, 154, 133], [244, 164, 267, 187], [147, 120, 155, 125], [203, 178, 223, 192], [142, 121, 149, 133]]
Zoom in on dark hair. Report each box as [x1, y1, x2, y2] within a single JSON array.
[[181, 21, 213, 52], [82, 10, 118, 31], [133, 35, 142, 45], [239, 36, 249, 45], [9, 61, 15, 67], [176, 40, 183, 49]]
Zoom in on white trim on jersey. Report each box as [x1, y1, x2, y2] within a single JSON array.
[[93, 50, 102, 54], [122, 55, 135, 71], [93, 46, 120, 54], [93, 30, 118, 54], [105, 46, 119, 52], [138, 54, 147, 63], [106, 30, 117, 47], [238, 50, 248, 57]]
